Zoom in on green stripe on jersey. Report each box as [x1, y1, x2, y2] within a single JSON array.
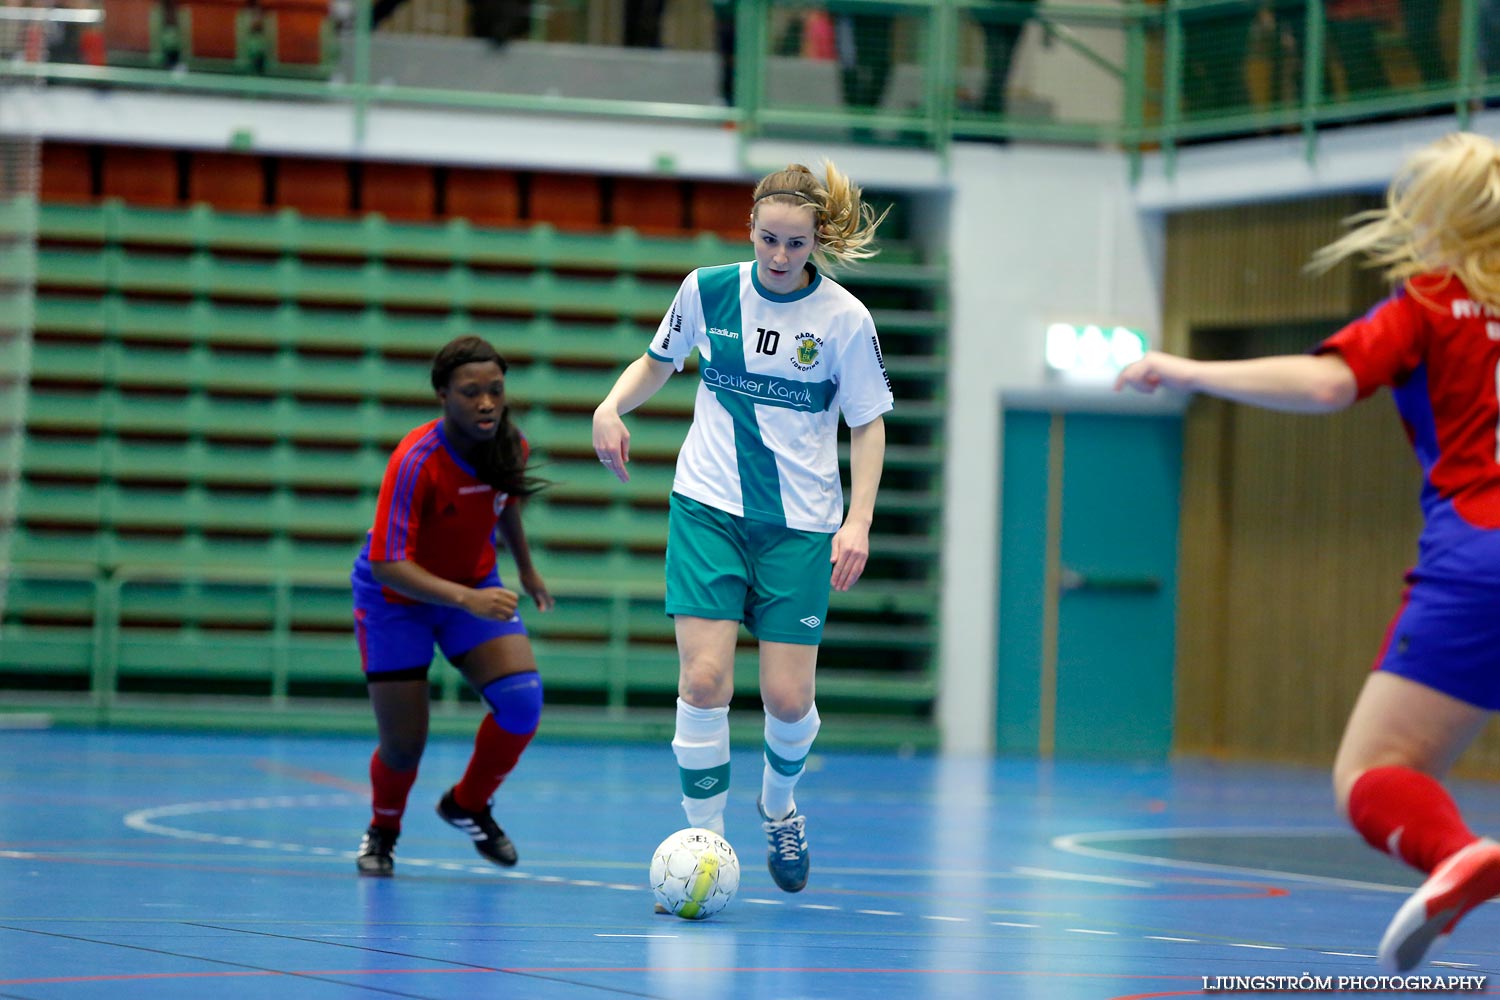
[[696, 264, 785, 523]]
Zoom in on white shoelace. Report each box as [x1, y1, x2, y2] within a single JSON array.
[[768, 815, 806, 861]]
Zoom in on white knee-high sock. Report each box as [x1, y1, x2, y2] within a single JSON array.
[[672, 698, 730, 835], [761, 703, 820, 821]]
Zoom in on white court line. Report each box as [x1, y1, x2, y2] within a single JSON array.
[[121, 794, 649, 895], [1052, 826, 1414, 893], [115, 795, 1406, 962], [595, 934, 678, 938], [1012, 866, 1154, 888], [0, 713, 53, 730]]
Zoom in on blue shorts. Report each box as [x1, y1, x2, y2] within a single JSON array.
[[1374, 576, 1500, 709], [352, 570, 527, 677]]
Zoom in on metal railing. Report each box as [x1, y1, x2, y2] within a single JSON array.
[[4, 0, 1496, 172]]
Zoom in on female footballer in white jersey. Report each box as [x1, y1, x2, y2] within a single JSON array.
[[592, 161, 892, 893]]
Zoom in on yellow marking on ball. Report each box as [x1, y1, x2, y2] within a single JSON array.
[[676, 851, 721, 919]]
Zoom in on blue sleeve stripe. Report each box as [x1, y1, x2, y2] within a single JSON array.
[[385, 428, 440, 557]]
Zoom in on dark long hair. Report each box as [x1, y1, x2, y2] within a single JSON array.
[[430, 336, 548, 500]]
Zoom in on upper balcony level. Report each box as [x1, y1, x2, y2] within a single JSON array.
[[3, 0, 1496, 183], [2, 0, 1500, 221]]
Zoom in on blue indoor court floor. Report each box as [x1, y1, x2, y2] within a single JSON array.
[[2, 725, 1498, 1000]]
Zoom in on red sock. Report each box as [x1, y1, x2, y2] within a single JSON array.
[[453, 714, 535, 813], [1347, 766, 1478, 873], [369, 749, 419, 832]]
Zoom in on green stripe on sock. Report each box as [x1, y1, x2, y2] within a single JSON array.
[[680, 762, 731, 799], [764, 743, 806, 777]]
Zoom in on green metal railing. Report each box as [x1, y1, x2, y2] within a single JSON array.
[[9, 0, 1497, 172]]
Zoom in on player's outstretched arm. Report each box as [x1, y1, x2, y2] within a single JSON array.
[[593, 354, 676, 482], [1115, 350, 1358, 414]]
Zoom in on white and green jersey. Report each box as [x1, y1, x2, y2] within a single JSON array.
[[647, 261, 894, 533]]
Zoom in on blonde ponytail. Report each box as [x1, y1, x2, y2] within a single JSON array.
[[1308, 132, 1500, 308], [751, 160, 888, 268]]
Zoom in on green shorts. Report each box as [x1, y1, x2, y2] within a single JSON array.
[[666, 493, 832, 645]]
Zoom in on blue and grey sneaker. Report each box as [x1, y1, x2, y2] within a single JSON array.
[[758, 797, 810, 893]]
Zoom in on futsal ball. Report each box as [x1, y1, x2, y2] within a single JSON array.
[[650, 828, 740, 920]]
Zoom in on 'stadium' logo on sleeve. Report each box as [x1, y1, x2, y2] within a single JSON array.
[[791, 333, 823, 371], [871, 334, 892, 391], [661, 304, 678, 351]]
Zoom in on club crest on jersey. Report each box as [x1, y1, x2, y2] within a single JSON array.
[[791, 333, 823, 371]]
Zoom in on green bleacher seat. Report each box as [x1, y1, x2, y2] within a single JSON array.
[[12, 198, 946, 741], [0, 624, 100, 675]]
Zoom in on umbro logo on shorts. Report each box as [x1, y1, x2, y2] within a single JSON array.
[[800, 616, 821, 628]]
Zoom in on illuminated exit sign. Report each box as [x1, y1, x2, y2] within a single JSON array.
[[1045, 323, 1148, 377]]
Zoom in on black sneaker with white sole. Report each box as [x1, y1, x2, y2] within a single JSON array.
[[436, 787, 519, 866], [356, 824, 398, 876]]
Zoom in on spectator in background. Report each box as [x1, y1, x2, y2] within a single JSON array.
[[1398, 0, 1446, 88], [716, 5, 838, 107], [1326, 0, 1392, 95], [1480, 0, 1500, 85], [713, 0, 735, 105], [625, 0, 666, 47], [1273, 0, 1390, 102], [1180, 0, 1255, 115], [975, 0, 1039, 121], [839, 13, 894, 123], [371, 0, 530, 47]]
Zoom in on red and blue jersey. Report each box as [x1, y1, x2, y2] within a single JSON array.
[[1319, 274, 1500, 584], [352, 418, 525, 604]]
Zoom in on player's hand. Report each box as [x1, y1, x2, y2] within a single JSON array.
[[464, 586, 521, 621], [1115, 351, 1197, 394], [592, 406, 632, 483], [518, 567, 554, 612], [830, 521, 871, 593]]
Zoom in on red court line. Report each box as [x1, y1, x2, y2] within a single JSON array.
[[252, 759, 367, 793]]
